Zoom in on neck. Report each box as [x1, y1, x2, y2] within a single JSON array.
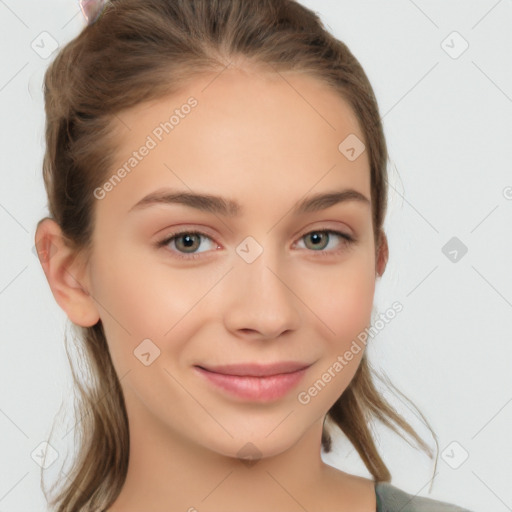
[[107, 389, 339, 511]]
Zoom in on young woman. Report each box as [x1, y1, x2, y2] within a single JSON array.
[[35, 0, 473, 510]]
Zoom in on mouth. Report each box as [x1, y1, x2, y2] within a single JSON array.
[[194, 361, 312, 402], [196, 361, 311, 377]]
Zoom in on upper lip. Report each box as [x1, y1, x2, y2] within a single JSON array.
[[196, 361, 311, 377]]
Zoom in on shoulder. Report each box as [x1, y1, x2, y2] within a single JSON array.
[[375, 482, 474, 512]]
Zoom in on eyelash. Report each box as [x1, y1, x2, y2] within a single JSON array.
[[155, 228, 356, 261]]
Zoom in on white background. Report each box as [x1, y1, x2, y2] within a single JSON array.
[[1, 1, 511, 510]]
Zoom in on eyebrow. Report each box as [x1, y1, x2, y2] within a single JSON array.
[[128, 187, 371, 216]]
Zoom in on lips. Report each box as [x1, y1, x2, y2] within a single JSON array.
[[195, 361, 311, 377], [194, 361, 312, 402]]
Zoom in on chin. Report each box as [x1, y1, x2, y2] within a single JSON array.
[[205, 431, 303, 464]]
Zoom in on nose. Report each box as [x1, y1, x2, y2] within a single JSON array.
[[223, 244, 302, 340]]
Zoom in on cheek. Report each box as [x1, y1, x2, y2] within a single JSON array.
[[89, 245, 221, 361], [300, 264, 374, 407], [301, 256, 376, 343]]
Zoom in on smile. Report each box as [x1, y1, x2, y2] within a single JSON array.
[[194, 362, 311, 402]]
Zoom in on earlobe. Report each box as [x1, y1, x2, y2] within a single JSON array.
[[35, 218, 100, 327], [375, 232, 389, 277]]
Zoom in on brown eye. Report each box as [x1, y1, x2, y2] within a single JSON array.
[[156, 230, 218, 260], [298, 229, 354, 255], [303, 231, 330, 250], [174, 233, 201, 253]]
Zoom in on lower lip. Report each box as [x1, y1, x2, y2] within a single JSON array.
[[194, 366, 308, 402]]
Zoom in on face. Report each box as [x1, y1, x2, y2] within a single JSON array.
[[84, 65, 381, 460]]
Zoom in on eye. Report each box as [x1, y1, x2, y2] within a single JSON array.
[[156, 228, 355, 260], [156, 230, 218, 260], [295, 229, 355, 256]]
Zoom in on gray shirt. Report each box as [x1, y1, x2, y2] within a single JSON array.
[[375, 482, 473, 511]]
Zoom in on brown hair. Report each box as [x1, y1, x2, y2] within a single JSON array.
[[39, 1, 437, 510]]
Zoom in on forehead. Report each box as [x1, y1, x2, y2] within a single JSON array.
[[101, 66, 371, 216]]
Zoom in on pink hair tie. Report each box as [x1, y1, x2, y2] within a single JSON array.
[[79, 0, 108, 25]]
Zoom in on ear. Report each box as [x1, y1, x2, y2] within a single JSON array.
[[35, 218, 100, 327], [375, 231, 389, 277]]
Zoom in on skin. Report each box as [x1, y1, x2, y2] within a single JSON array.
[[36, 62, 388, 511]]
